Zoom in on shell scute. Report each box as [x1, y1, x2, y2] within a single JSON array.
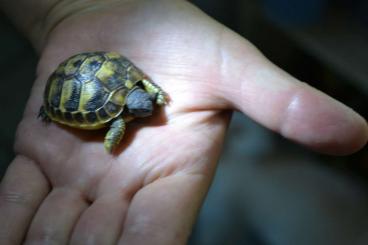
[[80, 78, 109, 112], [77, 54, 105, 79], [62, 54, 88, 76], [95, 60, 127, 91], [60, 78, 81, 112]]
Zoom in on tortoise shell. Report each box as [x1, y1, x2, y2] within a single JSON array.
[[43, 52, 146, 129]]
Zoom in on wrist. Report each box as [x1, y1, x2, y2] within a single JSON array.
[[0, 0, 58, 50], [0, 0, 120, 52]]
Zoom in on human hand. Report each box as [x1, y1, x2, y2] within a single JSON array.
[[1, 0, 367, 244]]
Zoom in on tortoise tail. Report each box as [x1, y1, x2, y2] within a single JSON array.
[[38, 106, 51, 123]]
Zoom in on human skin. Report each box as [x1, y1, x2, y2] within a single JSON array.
[[0, 0, 367, 244]]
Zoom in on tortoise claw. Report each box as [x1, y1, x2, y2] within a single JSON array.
[[156, 90, 169, 105]]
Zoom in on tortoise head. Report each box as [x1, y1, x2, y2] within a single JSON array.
[[126, 87, 153, 118]]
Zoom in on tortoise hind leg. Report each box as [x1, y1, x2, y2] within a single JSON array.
[[38, 106, 51, 123], [104, 117, 126, 153], [141, 79, 169, 105]]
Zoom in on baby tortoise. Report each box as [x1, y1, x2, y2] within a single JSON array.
[[39, 52, 168, 153]]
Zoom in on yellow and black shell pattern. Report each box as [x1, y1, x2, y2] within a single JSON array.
[[43, 52, 144, 129]]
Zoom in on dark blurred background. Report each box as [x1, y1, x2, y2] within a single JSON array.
[[1, 0, 368, 244]]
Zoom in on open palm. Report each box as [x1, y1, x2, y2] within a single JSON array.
[[1, 0, 367, 244]]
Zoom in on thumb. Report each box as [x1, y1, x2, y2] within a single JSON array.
[[214, 29, 368, 155]]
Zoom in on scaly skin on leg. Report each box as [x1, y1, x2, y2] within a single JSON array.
[[104, 117, 126, 153], [141, 79, 169, 105]]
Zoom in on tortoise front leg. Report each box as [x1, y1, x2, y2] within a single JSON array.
[[104, 117, 125, 153], [141, 79, 168, 105]]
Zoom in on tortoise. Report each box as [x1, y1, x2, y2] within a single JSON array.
[[38, 51, 168, 153]]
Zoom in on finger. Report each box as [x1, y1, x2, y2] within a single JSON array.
[[24, 187, 89, 245], [216, 29, 368, 155], [70, 193, 129, 244], [0, 155, 49, 245], [118, 174, 210, 245]]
